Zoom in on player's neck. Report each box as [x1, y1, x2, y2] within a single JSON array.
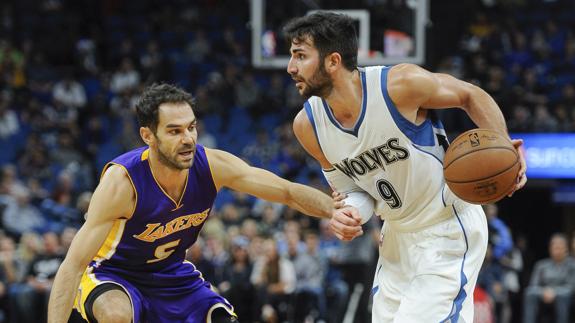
[[148, 150, 188, 195], [324, 69, 363, 128]]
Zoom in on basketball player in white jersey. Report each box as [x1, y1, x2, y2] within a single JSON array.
[[283, 12, 527, 323]]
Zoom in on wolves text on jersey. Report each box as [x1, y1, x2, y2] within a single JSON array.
[[333, 138, 409, 180], [133, 209, 210, 242]]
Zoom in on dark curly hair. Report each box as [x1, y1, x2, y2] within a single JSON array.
[[135, 83, 196, 133], [283, 12, 358, 71]]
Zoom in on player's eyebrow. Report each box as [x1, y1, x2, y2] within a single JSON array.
[[166, 118, 196, 128], [291, 48, 304, 54]]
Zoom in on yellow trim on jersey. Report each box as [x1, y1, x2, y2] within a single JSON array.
[[141, 148, 149, 161], [205, 302, 237, 323], [183, 260, 205, 281], [203, 148, 219, 191], [74, 268, 135, 322], [95, 219, 126, 261], [147, 154, 189, 210], [100, 162, 138, 219], [74, 268, 99, 321]]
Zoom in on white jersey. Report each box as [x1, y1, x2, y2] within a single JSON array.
[[305, 65, 471, 232]]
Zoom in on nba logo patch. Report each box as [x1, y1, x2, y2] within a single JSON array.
[[469, 133, 480, 147]]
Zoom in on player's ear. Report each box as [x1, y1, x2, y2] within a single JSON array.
[[325, 52, 341, 73], [140, 127, 154, 145]]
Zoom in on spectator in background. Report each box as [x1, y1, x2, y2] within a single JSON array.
[[16, 135, 52, 186], [1, 186, 45, 237], [0, 165, 25, 196], [185, 29, 211, 63], [51, 73, 87, 110], [477, 243, 508, 323], [484, 204, 513, 262], [219, 235, 256, 322], [59, 227, 77, 253], [523, 233, 575, 323], [507, 105, 532, 133], [499, 232, 524, 323], [234, 69, 262, 114], [185, 237, 215, 283], [333, 217, 379, 323], [139, 40, 164, 83], [40, 171, 82, 230], [204, 235, 229, 286], [0, 91, 18, 140], [0, 40, 26, 88], [10, 232, 63, 323], [276, 219, 305, 257], [251, 238, 296, 323], [319, 219, 348, 323], [110, 57, 140, 94], [220, 203, 242, 227], [531, 105, 559, 132], [196, 120, 217, 148], [291, 231, 327, 322], [241, 130, 280, 168], [553, 104, 572, 132], [14, 232, 42, 280]]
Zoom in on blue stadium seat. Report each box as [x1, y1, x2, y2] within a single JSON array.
[[81, 77, 102, 101], [202, 114, 222, 131], [96, 141, 123, 172]]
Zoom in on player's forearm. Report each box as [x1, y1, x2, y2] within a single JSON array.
[[464, 86, 508, 136], [286, 183, 332, 218], [48, 261, 83, 323]]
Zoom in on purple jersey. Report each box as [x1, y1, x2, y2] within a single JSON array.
[[91, 144, 216, 280], [76, 146, 235, 322]]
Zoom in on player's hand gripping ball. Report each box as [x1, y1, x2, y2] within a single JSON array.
[[443, 128, 520, 204]]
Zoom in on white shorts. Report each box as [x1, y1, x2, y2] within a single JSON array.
[[371, 204, 488, 323]]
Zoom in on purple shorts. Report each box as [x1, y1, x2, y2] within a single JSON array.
[[74, 261, 235, 323]]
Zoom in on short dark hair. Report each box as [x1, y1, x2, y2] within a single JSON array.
[[283, 12, 358, 71], [135, 83, 195, 132]]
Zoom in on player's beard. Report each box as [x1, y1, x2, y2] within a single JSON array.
[[299, 63, 333, 99], [156, 138, 195, 170]]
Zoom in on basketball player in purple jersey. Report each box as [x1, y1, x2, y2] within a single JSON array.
[[47, 83, 363, 323]]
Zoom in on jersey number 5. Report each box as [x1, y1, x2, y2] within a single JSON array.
[[147, 239, 181, 263], [376, 179, 402, 209]]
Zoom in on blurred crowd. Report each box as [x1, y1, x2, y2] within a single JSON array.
[[0, 0, 574, 322]]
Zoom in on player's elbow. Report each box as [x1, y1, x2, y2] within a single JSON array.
[[459, 82, 485, 112]]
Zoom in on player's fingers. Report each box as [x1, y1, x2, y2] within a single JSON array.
[[334, 200, 346, 209], [517, 173, 527, 190], [332, 191, 346, 199], [331, 221, 363, 237], [333, 209, 361, 226], [330, 217, 363, 236], [345, 206, 362, 222], [334, 231, 354, 242], [516, 144, 527, 176], [507, 139, 528, 198], [508, 174, 527, 197], [330, 225, 352, 241]]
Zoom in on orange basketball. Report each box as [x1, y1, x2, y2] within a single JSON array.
[[443, 128, 519, 205]]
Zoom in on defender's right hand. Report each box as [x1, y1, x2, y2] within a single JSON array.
[[330, 206, 363, 241]]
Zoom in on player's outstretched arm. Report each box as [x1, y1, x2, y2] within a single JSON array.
[[387, 63, 527, 194], [292, 110, 365, 240], [48, 165, 135, 323], [206, 148, 334, 219]]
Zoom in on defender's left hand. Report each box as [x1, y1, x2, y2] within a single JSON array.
[[508, 139, 527, 197]]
